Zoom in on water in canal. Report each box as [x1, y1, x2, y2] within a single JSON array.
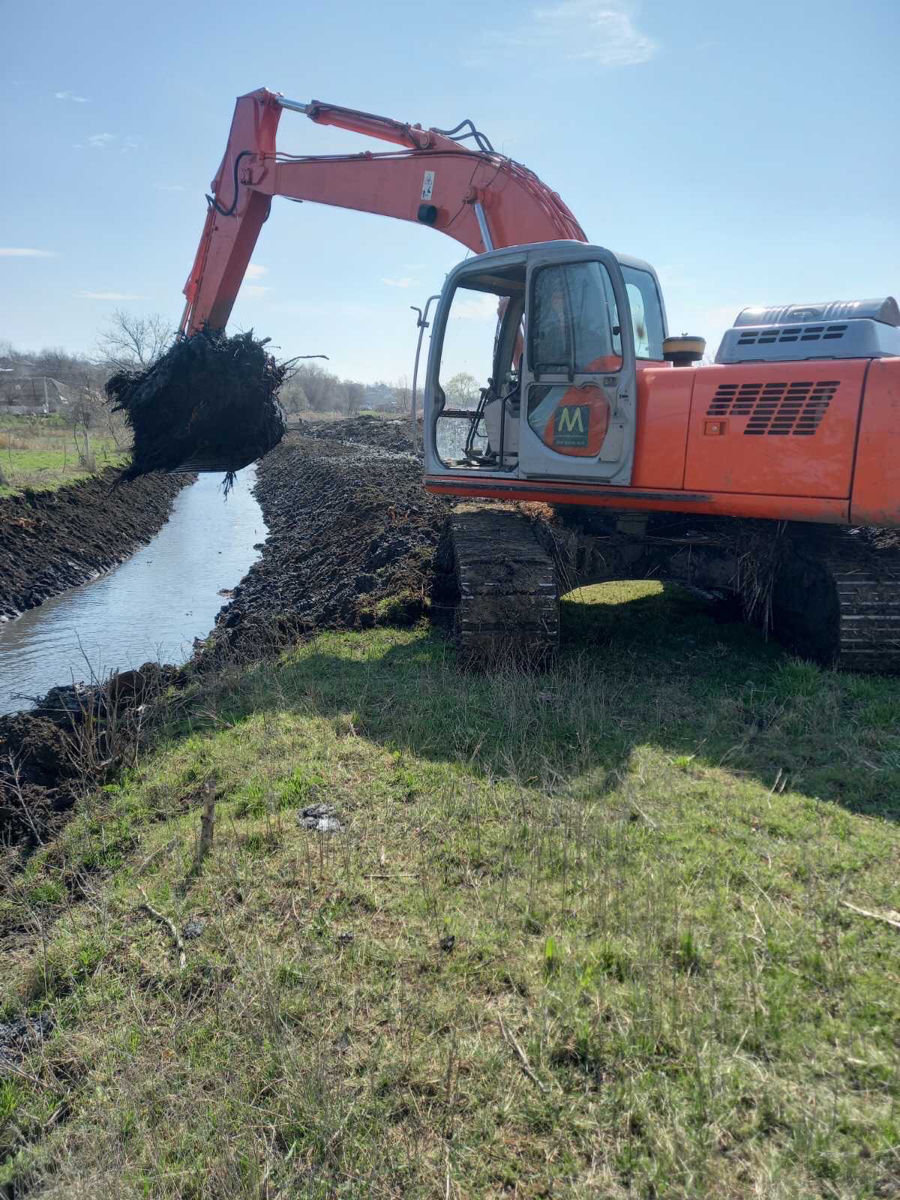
[[0, 468, 266, 715]]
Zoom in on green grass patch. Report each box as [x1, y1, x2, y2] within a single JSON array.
[[0, 416, 127, 495], [1, 586, 898, 1197]]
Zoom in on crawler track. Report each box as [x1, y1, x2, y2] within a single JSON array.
[[441, 506, 559, 665], [827, 533, 900, 672], [772, 527, 900, 673]]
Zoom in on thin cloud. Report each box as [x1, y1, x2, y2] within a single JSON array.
[[475, 0, 657, 67], [382, 277, 413, 289], [0, 248, 56, 258], [77, 290, 147, 301], [452, 293, 499, 321], [246, 264, 267, 280], [75, 132, 140, 152], [55, 90, 89, 103], [244, 285, 269, 298]]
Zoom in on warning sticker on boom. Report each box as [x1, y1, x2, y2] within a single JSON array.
[[421, 171, 435, 201], [553, 405, 590, 448]]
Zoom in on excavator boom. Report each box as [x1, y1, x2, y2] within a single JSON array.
[[181, 88, 585, 334]]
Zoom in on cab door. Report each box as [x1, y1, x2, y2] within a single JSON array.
[[518, 246, 637, 485]]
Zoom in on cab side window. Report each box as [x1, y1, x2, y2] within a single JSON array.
[[620, 266, 665, 360]]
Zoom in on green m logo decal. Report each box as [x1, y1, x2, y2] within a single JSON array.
[[554, 404, 590, 448]]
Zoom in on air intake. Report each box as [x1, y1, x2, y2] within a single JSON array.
[[707, 380, 838, 436]]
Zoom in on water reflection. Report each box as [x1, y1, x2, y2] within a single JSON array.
[[0, 468, 266, 714]]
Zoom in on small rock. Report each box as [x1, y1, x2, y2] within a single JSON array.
[[182, 917, 206, 941], [299, 803, 343, 833], [439, 934, 456, 954], [0, 1012, 52, 1072]]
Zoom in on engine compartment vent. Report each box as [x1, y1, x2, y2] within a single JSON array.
[[735, 324, 848, 348], [707, 380, 838, 435]]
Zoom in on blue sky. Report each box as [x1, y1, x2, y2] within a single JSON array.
[[2, 0, 898, 382]]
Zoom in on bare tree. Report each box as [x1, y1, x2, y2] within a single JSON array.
[[345, 381, 365, 417], [394, 374, 412, 415], [278, 375, 310, 415], [96, 311, 171, 372], [290, 363, 345, 413]]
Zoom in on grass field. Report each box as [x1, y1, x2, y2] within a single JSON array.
[[1, 584, 898, 1197], [0, 416, 127, 495]]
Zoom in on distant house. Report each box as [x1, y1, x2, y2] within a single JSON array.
[[363, 383, 399, 412], [0, 369, 72, 416]]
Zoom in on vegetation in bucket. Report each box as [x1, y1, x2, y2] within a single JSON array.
[[105, 329, 287, 483]]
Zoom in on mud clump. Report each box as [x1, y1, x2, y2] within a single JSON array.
[[210, 424, 448, 657], [107, 329, 286, 481], [0, 470, 186, 620]]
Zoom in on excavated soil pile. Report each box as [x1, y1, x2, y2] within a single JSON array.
[[107, 330, 286, 481], [0, 470, 185, 619], [211, 429, 449, 657]]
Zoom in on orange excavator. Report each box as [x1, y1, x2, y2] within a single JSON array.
[[180, 88, 900, 670]]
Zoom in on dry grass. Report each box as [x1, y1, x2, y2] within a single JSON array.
[[1, 586, 898, 1197]]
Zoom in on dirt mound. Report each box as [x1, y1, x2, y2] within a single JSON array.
[[294, 415, 415, 455], [0, 470, 186, 619], [107, 330, 286, 480], [210, 432, 448, 656]]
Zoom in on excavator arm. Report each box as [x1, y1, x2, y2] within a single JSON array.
[[180, 88, 586, 334]]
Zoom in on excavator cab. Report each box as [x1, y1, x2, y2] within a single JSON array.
[[425, 241, 665, 487]]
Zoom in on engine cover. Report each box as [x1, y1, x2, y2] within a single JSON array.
[[716, 296, 900, 363]]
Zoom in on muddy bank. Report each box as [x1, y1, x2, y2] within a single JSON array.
[[0, 469, 187, 620], [210, 426, 448, 657], [0, 664, 181, 859]]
